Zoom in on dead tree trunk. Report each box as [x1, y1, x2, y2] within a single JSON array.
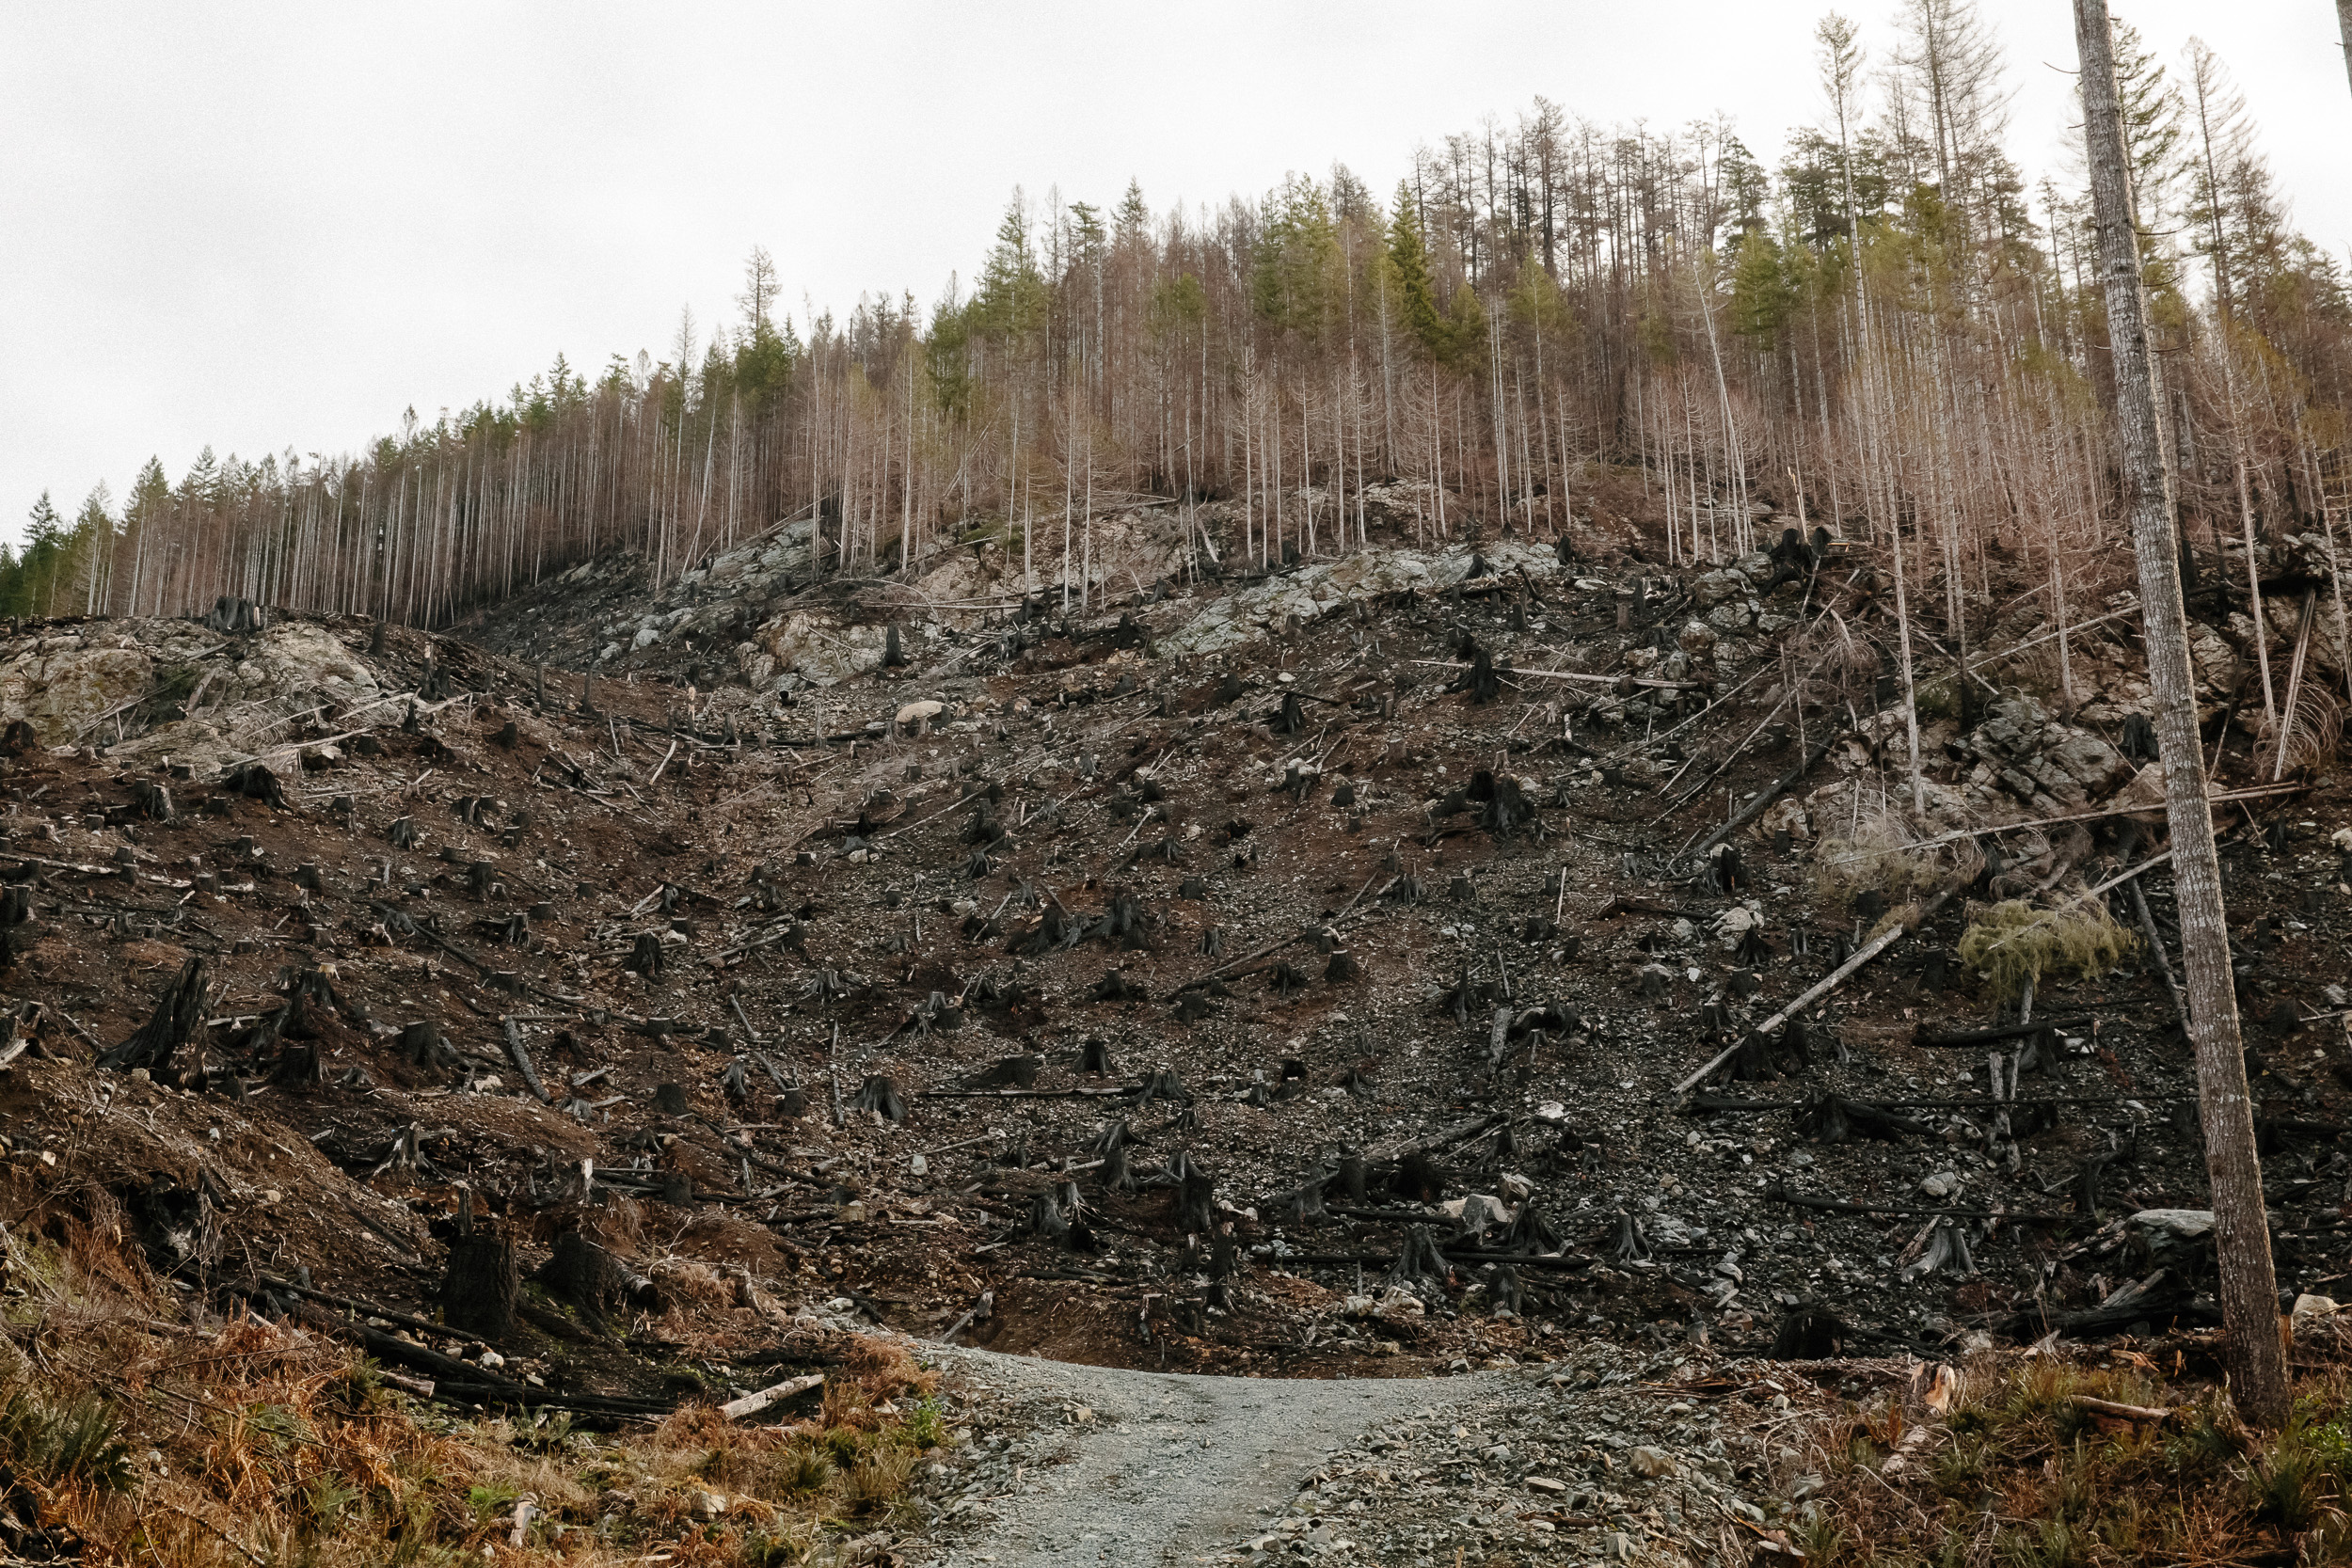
[[2339, 1, 2352, 105], [2077, 0, 2287, 1426]]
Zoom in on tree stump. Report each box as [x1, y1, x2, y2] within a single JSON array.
[[536, 1230, 637, 1323], [853, 1074, 907, 1123], [99, 958, 207, 1075], [1389, 1225, 1449, 1284], [441, 1191, 517, 1338], [1177, 1164, 1217, 1234]]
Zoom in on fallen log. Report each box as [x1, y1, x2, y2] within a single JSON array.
[[1913, 1016, 2091, 1048], [1767, 1184, 2068, 1224], [1676, 887, 1955, 1094], [259, 1275, 500, 1352], [501, 1017, 551, 1103], [920, 1085, 1136, 1099], [721, 1372, 825, 1422], [2070, 1395, 2176, 1422], [1267, 1248, 1592, 1272]]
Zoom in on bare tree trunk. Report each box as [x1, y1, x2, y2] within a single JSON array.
[[2076, 0, 2288, 1429], [2340, 0, 2352, 103]]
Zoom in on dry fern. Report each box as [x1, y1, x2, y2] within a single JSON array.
[[2254, 683, 2343, 777]]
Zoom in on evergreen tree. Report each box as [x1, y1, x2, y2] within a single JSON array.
[[1383, 182, 1444, 359], [1253, 176, 1341, 341], [977, 194, 1047, 341], [1728, 228, 1794, 341]]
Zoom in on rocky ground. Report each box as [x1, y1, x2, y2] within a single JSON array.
[[913, 1338, 1887, 1567], [3, 488, 2350, 1562]]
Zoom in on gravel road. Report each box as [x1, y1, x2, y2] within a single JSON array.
[[918, 1349, 1508, 1566]]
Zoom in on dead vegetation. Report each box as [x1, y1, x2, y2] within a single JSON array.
[[0, 1216, 941, 1567], [1804, 1334, 2352, 1567]]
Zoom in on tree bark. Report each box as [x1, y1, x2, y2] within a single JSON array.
[[2074, 0, 2288, 1427], [2340, 0, 2352, 104], [440, 1187, 518, 1339]]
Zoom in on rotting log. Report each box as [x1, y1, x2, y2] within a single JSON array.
[[501, 1017, 551, 1103]]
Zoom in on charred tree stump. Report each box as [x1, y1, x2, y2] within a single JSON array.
[[132, 780, 174, 822], [852, 1074, 907, 1123], [1335, 1152, 1369, 1204], [535, 1230, 648, 1324], [971, 1054, 1041, 1088], [1771, 1303, 1853, 1359], [1502, 1204, 1563, 1255], [1389, 1225, 1450, 1284], [224, 762, 289, 810], [98, 958, 207, 1075], [1488, 1264, 1524, 1316], [1176, 1163, 1217, 1234], [1133, 1067, 1191, 1110], [440, 1188, 518, 1339], [402, 1021, 458, 1073]]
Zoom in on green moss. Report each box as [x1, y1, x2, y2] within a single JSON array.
[[1958, 899, 2137, 1002]]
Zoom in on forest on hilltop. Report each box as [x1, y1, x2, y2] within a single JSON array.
[[8, 3, 2348, 655]]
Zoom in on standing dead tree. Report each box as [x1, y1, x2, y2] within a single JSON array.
[[2077, 0, 2287, 1426]]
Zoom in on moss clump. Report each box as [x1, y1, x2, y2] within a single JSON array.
[[1957, 898, 2136, 1003]]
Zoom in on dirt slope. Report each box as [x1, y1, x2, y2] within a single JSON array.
[[1, 498, 2348, 1561]]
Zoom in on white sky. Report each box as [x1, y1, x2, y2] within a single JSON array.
[[4, 2, 2346, 545]]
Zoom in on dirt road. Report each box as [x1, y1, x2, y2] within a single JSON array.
[[921, 1349, 1508, 1566]]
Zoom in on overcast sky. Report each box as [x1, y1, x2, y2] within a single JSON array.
[[4, 1, 2346, 544]]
